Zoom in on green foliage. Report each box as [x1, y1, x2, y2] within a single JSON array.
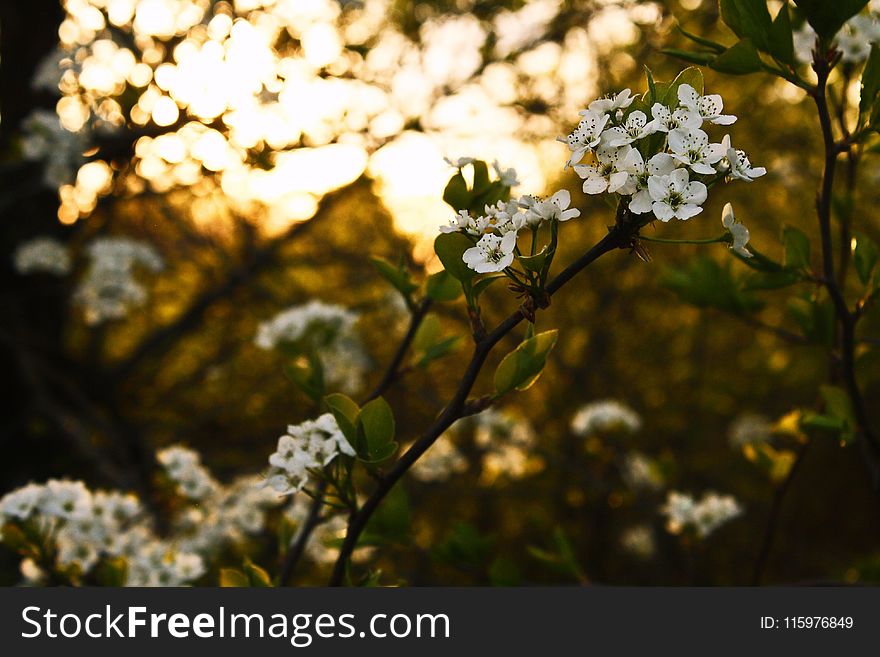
[[787, 293, 835, 346], [769, 3, 795, 65], [663, 256, 762, 314], [432, 522, 494, 570], [853, 233, 879, 285], [861, 47, 880, 126], [494, 329, 559, 395], [720, 0, 773, 51], [434, 232, 476, 283], [782, 225, 812, 272], [442, 159, 510, 214], [426, 270, 462, 302], [411, 314, 461, 368], [357, 397, 397, 462], [324, 393, 360, 444], [219, 568, 250, 587], [527, 528, 586, 583], [371, 256, 418, 300], [793, 0, 870, 41], [711, 39, 764, 75]]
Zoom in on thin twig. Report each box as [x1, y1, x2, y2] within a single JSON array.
[[329, 221, 636, 585]]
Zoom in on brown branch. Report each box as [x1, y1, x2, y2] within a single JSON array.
[[329, 220, 637, 585]]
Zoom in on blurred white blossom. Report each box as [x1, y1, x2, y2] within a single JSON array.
[[13, 237, 71, 276], [571, 399, 641, 437]]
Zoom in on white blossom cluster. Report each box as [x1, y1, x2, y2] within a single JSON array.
[[728, 413, 773, 448], [20, 110, 87, 188], [13, 237, 72, 276], [440, 189, 580, 274], [571, 399, 642, 437], [0, 479, 205, 586], [621, 452, 664, 491], [794, 6, 880, 65], [411, 436, 469, 483], [264, 414, 356, 496], [0, 448, 284, 586], [255, 300, 369, 393], [471, 409, 539, 482], [74, 237, 164, 325], [661, 490, 743, 539], [563, 84, 764, 225], [157, 445, 219, 501]]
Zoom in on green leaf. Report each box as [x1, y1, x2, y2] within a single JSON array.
[[518, 246, 549, 273], [787, 294, 835, 346], [472, 273, 506, 299], [743, 269, 802, 290], [472, 160, 490, 194], [434, 232, 476, 283], [662, 67, 704, 108], [358, 396, 396, 460], [220, 568, 250, 587], [854, 233, 879, 285], [426, 270, 463, 302], [860, 46, 880, 118], [662, 49, 716, 66], [711, 39, 764, 75], [243, 559, 272, 587], [719, 0, 773, 51], [783, 225, 812, 270], [676, 25, 727, 54], [494, 329, 559, 395], [443, 171, 470, 211], [415, 335, 462, 368], [324, 393, 360, 444], [769, 3, 795, 65], [370, 256, 418, 297], [793, 0, 869, 41], [663, 256, 763, 314], [820, 384, 856, 442], [800, 412, 847, 433]]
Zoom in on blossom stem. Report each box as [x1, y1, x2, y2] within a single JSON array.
[[278, 298, 433, 586], [329, 219, 638, 585]]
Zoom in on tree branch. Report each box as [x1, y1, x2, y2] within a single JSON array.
[[329, 221, 636, 585]]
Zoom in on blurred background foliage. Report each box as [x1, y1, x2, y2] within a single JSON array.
[[1, 0, 880, 586]]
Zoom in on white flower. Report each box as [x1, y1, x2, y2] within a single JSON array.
[[526, 190, 581, 223], [721, 203, 752, 258], [646, 102, 701, 133], [601, 111, 656, 147], [677, 83, 737, 125], [793, 22, 817, 65], [838, 14, 879, 64], [481, 200, 521, 235], [560, 109, 610, 166], [647, 168, 708, 222], [493, 160, 520, 187], [662, 491, 742, 538], [40, 480, 92, 520], [571, 399, 642, 436], [622, 151, 677, 214], [462, 232, 517, 273], [13, 237, 71, 276], [444, 156, 475, 168], [728, 413, 773, 448], [0, 484, 45, 520], [588, 88, 635, 114], [668, 128, 725, 175], [622, 452, 664, 491], [574, 145, 633, 195], [721, 135, 767, 182], [440, 209, 478, 234], [411, 436, 468, 482]]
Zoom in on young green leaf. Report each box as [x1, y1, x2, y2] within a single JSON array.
[[324, 393, 360, 444], [793, 0, 869, 41], [711, 39, 764, 75], [494, 329, 559, 395], [426, 270, 463, 302], [769, 3, 795, 65], [853, 233, 879, 285], [663, 67, 704, 107], [434, 232, 477, 283], [442, 171, 470, 211], [219, 568, 250, 587], [358, 396, 396, 460], [370, 256, 418, 298], [676, 25, 727, 54], [783, 225, 812, 271], [719, 0, 773, 52], [860, 46, 880, 119], [243, 559, 272, 587]]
